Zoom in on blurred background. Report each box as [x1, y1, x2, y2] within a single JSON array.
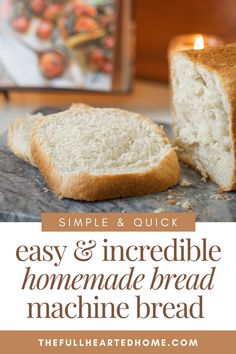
[[135, 0, 236, 82], [1, 0, 236, 132]]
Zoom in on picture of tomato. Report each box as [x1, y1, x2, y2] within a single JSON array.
[[73, 1, 97, 17], [100, 61, 113, 74], [10, 0, 116, 80], [39, 50, 66, 79], [31, 0, 46, 15], [12, 17, 30, 33], [104, 35, 115, 49], [37, 21, 53, 40], [91, 49, 105, 66], [44, 4, 63, 22], [90, 48, 113, 74], [74, 16, 98, 33]]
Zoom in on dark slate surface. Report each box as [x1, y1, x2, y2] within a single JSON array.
[[0, 124, 235, 222]]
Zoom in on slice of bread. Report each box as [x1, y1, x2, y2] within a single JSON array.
[[7, 103, 90, 166], [31, 108, 180, 201], [8, 113, 43, 166], [171, 43, 236, 191]]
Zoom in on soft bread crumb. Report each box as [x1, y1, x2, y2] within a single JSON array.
[[154, 208, 166, 213], [32, 107, 180, 201], [8, 104, 91, 167], [201, 175, 208, 183], [181, 200, 192, 210], [180, 178, 192, 187], [172, 50, 234, 190], [8, 113, 43, 166], [171, 192, 183, 197], [43, 188, 50, 193], [210, 194, 234, 201], [34, 108, 173, 175]]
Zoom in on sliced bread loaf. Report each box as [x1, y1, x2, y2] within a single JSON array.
[[31, 108, 180, 201], [171, 43, 236, 191], [8, 113, 43, 166], [7, 103, 90, 166]]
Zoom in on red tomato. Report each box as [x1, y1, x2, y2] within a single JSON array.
[[104, 36, 115, 49], [31, 0, 46, 14], [100, 61, 113, 74], [39, 51, 65, 79], [91, 49, 105, 65], [37, 21, 53, 40], [74, 16, 98, 33], [44, 4, 62, 22], [74, 1, 96, 17], [12, 17, 30, 33]]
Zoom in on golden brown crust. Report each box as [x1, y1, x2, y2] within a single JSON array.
[[172, 44, 236, 191], [31, 111, 180, 201]]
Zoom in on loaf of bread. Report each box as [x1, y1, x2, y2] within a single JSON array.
[[7, 104, 90, 166], [31, 107, 180, 201], [171, 43, 236, 191]]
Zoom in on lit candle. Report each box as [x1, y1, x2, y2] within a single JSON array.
[[168, 34, 225, 57], [194, 35, 205, 50]]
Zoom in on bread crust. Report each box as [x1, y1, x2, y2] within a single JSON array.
[[31, 111, 180, 201], [171, 44, 236, 191]]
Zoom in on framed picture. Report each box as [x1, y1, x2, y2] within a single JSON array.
[[0, 0, 133, 92]]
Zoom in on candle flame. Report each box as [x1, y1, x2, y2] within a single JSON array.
[[194, 35, 205, 50]]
